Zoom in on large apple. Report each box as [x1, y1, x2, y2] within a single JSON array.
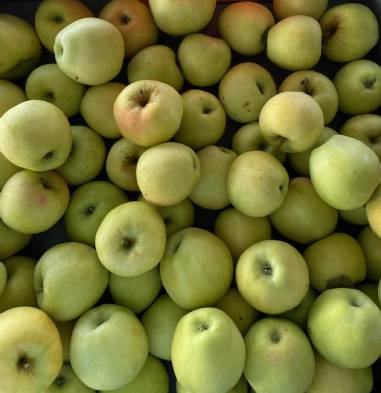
[[0, 218, 31, 260], [0, 80, 26, 116]]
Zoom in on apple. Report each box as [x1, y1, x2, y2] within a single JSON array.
[[95, 201, 166, 277], [99, 0, 158, 58], [0, 170, 70, 234], [46, 363, 93, 393], [177, 375, 248, 393], [358, 283, 380, 309], [178, 33, 231, 87], [236, 240, 309, 314], [160, 227, 233, 310], [0, 262, 6, 296], [127, 45, 184, 91], [54, 320, 75, 362], [320, 3, 379, 62], [0, 100, 72, 172], [308, 288, 381, 369], [273, 0, 328, 20], [379, 280, 381, 304], [367, 184, 381, 238], [114, 80, 183, 147], [219, 62, 276, 123], [0, 218, 31, 259], [0, 80, 26, 116], [80, 82, 124, 139], [70, 304, 148, 390], [0, 307, 63, 393], [174, 89, 227, 150], [172, 307, 245, 393], [339, 206, 368, 226], [65, 181, 128, 246], [54, 17, 124, 85], [358, 226, 381, 283]]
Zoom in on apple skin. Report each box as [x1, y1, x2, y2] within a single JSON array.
[[358, 226, 381, 283], [244, 318, 315, 393], [0, 219, 31, 260], [70, 304, 148, 391], [114, 80, 183, 147], [100, 0, 158, 58], [0, 80, 26, 116], [0, 262, 6, 297], [54, 320, 74, 362], [308, 288, 381, 369], [358, 283, 381, 309], [0, 14, 41, 80], [0, 170, 70, 235], [273, 0, 328, 20], [54, 17, 124, 85], [172, 307, 245, 393], [339, 206, 368, 226], [320, 3, 379, 62], [35, 0, 93, 52], [379, 280, 381, 305], [0, 307, 63, 393], [366, 184, 381, 238], [310, 135, 380, 210], [177, 375, 248, 393]]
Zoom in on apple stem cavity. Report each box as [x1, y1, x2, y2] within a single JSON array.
[[120, 14, 131, 25], [271, 332, 280, 344], [364, 78, 376, 89], [197, 321, 209, 332], [322, 21, 338, 46], [17, 355, 33, 372], [54, 374, 66, 387], [256, 81, 265, 95], [300, 78, 314, 96], [261, 262, 273, 276]]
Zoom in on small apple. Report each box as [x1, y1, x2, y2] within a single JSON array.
[[358, 226, 381, 283], [273, 0, 328, 20], [46, 363, 93, 393], [0, 218, 31, 259], [0, 80, 26, 116], [339, 206, 368, 226]]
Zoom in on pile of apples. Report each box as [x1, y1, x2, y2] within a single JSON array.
[[1, 0, 381, 392]]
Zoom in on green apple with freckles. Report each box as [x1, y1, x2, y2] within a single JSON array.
[[273, 0, 328, 20], [0, 80, 26, 116], [358, 226, 381, 283], [0, 219, 31, 259]]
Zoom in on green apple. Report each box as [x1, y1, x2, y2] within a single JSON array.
[[189, 145, 237, 210], [320, 3, 379, 62], [236, 240, 309, 314], [100, 0, 158, 58], [178, 33, 231, 87], [310, 135, 380, 210], [34, 242, 109, 321], [174, 89, 227, 150], [0, 80, 26, 116], [114, 80, 183, 147], [54, 17, 124, 85], [0, 100, 72, 171], [308, 288, 381, 369], [127, 45, 184, 91], [0, 218, 31, 259], [46, 363, 93, 393], [109, 266, 161, 314], [379, 280, 381, 304], [358, 226, 381, 283], [25, 63, 85, 118], [95, 201, 166, 277], [245, 318, 315, 393], [0, 14, 41, 80], [172, 307, 245, 393], [149, 0, 216, 36], [273, 0, 328, 20], [367, 184, 381, 238], [136, 142, 200, 206], [160, 227, 233, 310], [227, 150, 289, 217], [214, 208, 271, 261], [0, 256, 37, 312], [0, 307, 63, 393], [54, 320, 74, 362], [270, 177, 338, 244], [259, 92, 324, 153], [80, 82, 124, 139], [177, 376, 248, 393], [0, 170, 70, 234], [339, 206, 368, 226], [219, 2, 274, 56], [358, 283, 380, 309], [219, 62, 276, 123], [56, 125, 106, 186], [0, 262, 6, 296], [141, 294, 187, 360], [65, 181, 128, 246], [35, 0, 93, 52], [70, 304, 148, 390]]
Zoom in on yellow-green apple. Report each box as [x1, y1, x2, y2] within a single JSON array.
[[80, 82, 124, 139], [270, 177, 338, 244], [0, 80, 26, 116], [127, 45, 183, 91], [141, 294, 187, 360], [339, 206, 368, 226], [136, 142, 200, 206], [310, 135, 380, 210], [34, 242, 109, 321], [227, 150, 289, 217], [236, 240, 309, 314], [114, 81, 183, 147], [34, 0, 93, 52], [148, 0, 216, 36], [0, 219, 31, 259], [0, 307, 63, 393], [177, 375, 248, 393], [273, 0, 328, 20], [358, 283, 380, 309], [54, 320, 74, 362], [0, 262, 6, 296], [358, 226, 381, 283], [65, 181, 128, 246], [307, 288, 381, 369], [367, 184, 381, 238], [190, 145, 237, 210], [95, 201, 166, 277], [219, 62, 276, 123], [0, 14, 41, 80], [54, 17, 124, 85], [0, 100, 71, 171], [160, 227, 233, 310], [0, 170, 70, 234], [70, 304, 148, 390], [100, 0, 158, 58], [174, 89, 227, 150], [245, 318, 315, 393], [320, 3, 379, 62], [177, 33, 231, 87], [172, 307, 245, 393]]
